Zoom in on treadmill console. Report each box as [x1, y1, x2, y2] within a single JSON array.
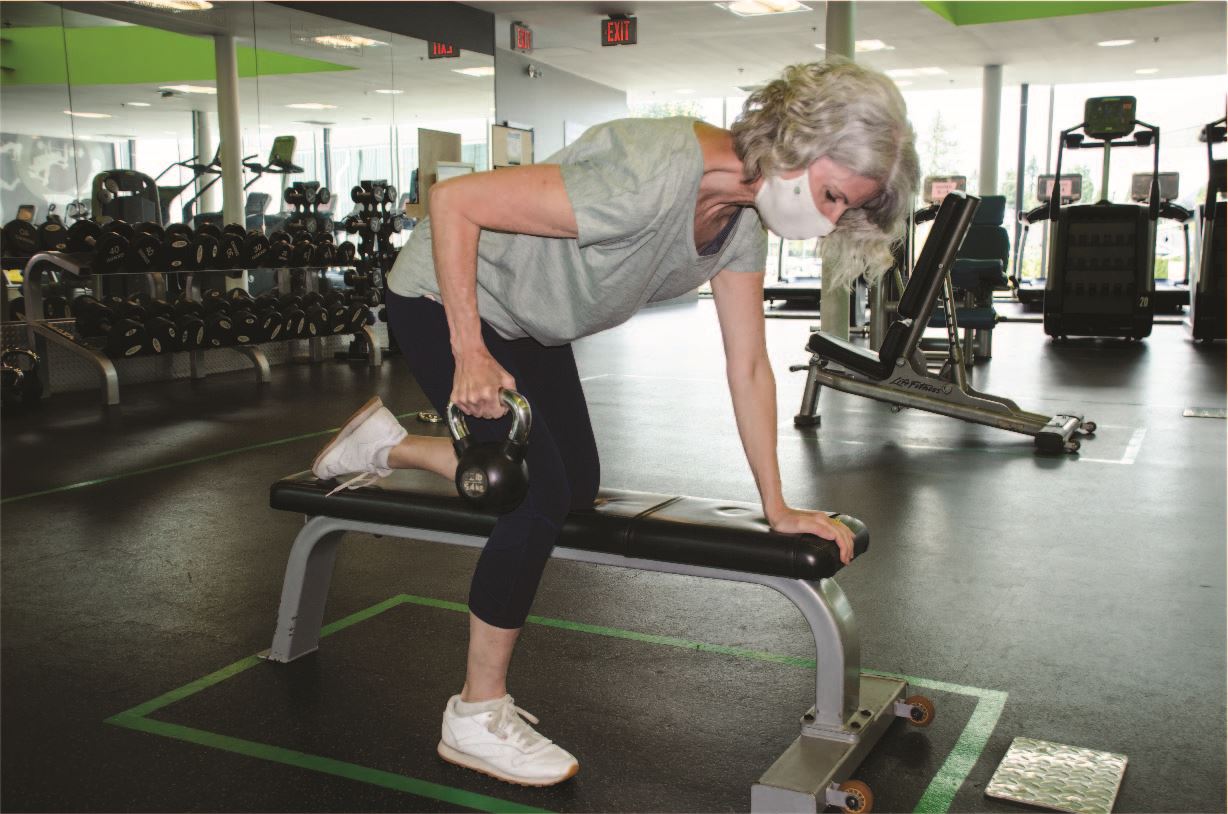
[[1130, 172, 1179, 203], [1084, 96, 1136, 140], [921, 175, 966, 204], [1037, 174, 1082, 205]]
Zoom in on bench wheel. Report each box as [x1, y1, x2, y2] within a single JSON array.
[[1081, 420, 1097, 435], [904, 694, 935, 727], [1065, 438, 1081, 453], [839, 780, 874, 813]]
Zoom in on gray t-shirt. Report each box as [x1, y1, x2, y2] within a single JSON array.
[[387, 116, 768, 345]]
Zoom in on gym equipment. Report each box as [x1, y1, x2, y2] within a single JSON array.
[[92, 169, 161, 226], [1014, 174, 1083, 306], [66, 220, 128, 273], [154, 150, 221, 226], [1044, 96, 1161, 340], [2, 219, 40, 258], [0, 347, 43, 406], [72, 295, 146, 358], [1188, 117, 1226, 343], [266, 468, 929, 813], [1128, 172, 1192, 313], [446, 389, 532, 513], [792, 192, 1094, 454]]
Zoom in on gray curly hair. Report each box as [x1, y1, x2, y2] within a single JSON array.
[[731, 58, 919, 289]]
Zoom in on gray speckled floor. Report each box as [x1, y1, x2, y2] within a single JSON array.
[[2, 299, 1224, 812]]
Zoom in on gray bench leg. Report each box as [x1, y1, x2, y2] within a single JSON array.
[[793, 357, 823, 427], [266, 516, 347, 663], [774, 578, 859, 734]]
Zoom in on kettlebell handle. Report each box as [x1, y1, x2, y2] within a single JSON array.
[[446, 389, 532, 446]]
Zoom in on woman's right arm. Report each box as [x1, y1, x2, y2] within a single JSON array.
[[428, 165, 578, 418]]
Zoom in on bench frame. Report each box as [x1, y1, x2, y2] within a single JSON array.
[[268, 513, 916, 812]]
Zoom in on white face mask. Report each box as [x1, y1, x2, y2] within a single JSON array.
[[754, 171, 837, 240]]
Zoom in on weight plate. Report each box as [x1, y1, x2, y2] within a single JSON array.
[[38, 221, 69, 252]]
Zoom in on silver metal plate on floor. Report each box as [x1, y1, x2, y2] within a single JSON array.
[[1183, 407, 1227, 419], [985, 737, 1127, 814]]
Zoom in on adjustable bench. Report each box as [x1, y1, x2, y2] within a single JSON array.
[[792, 192, 1094, 454], [268, 468, 931, 812]]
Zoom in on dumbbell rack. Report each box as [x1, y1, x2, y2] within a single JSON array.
[[20, 253, 377, 406]]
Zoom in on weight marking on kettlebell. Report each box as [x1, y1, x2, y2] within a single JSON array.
[[461, 470, 487, 497]]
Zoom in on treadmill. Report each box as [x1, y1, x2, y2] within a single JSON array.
[[1129, 171, 1192, 313], [1014, 173, 1082, 308]]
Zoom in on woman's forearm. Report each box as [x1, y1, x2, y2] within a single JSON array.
[[727, 355, 787, 523], [429, 183, 486, 358]]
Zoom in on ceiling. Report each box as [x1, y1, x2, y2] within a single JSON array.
[[469, 1, 1227, 101], [0, 2, 494, 142], [0, 1, 1222, 144]]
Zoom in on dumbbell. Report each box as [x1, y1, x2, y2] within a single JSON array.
[[72, 295, 146, 357], [321, 291, 349, 333], [278, 293, 308, 337], [170, 298, 207, 349], [38, 217, 69, 252], [300, 292, 329, 337], [289, 236, 315, 267], [106, 295, 147, 324], [66, 220, 128, 273], [126, 222, 165, 272], [251, 293, 285, 341], [196, 290, 234, 347], [222, 289, 262, 342], [313, 238, 337, 267], [193, 223, 223, 270], [142, 298, 184, 353], [2, 219, 40, 259], [0, 347, 43, 407]]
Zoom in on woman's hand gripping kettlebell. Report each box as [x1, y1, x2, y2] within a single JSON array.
[[446, 389, 532, 513]]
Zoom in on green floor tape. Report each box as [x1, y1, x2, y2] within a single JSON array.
[[108, 592, 1006, 812]]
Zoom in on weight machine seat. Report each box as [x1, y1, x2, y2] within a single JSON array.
[[804, 320, 911, 382], [929, 306, 998, 330], [950, 258, 1008, 292], [271, 469, 868, 581]]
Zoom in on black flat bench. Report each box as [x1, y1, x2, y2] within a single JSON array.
[[266, 469, 923, 812]]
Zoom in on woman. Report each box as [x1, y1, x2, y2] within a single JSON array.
[[312, 58, 917, 787]]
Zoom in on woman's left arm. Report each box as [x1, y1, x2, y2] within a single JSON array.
[[709, 269, 855, 564]]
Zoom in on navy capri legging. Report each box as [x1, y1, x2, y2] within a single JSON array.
[[385, 291, 601, 629]]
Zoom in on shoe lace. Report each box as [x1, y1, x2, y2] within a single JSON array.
[[486, 698, 551, 753], [325, 471, 385, 496]]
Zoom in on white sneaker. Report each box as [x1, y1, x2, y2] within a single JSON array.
[[312, 396, 408, 495], [437, 694, 579, 787]]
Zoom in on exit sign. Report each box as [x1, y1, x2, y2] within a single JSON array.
[[428, 41, 458, 59], [511, 21, 533, 52], [601, 16, 636, 46]]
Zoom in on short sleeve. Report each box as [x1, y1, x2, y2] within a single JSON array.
[[721, 212, 770, 273], [558, 120, 686, 248]]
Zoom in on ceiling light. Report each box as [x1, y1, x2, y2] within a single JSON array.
[[160, 84, 216, 94], [130, 0, 213, 10], [720, 0, 811, 18], [1135, 68, 1160, 75], [1097, 39, 1135, 47], [308, 34, 386, 49], [815, 39, 894, 53], [453, 66, 495, 78], [124, 102, 152, 108], [675, 88, 695, 94], [373, 88, 403, 95], [64, 110, 112, 119], [286, 102, 338, 110]]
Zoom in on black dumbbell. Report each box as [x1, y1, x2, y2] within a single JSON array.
[[38, 218, 69, 252], [72, 295, 146, 357], [169, 298, 206, 349], [243, 233, 271, 268], [67, 220, 128, 273], [203, 309, 234, 347], [127, 223, 165, 272], [3, 219, 41, 259], [218, 231, 243, 269], [143, 297, 182, 353], [192, 231, 220, 270], [289, 237, 315, 267], [223, 223, 247, 240], [201, 289, 230, 315], [313, 241, 336, 267]]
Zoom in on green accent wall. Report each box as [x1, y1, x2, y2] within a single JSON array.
[[0, 26, 353, 87], [922, 0, 1184, 26]]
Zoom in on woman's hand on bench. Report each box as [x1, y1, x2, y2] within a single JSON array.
[[768, 507, 855, 565]]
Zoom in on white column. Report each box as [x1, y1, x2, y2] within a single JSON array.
[[980, 64, 1003, 195], [820, 0, 855, 340], [193, 111, 218, 216], [213, 34, 245, 226]]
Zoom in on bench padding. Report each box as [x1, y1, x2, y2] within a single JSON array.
[[271, 470, 869, 581]]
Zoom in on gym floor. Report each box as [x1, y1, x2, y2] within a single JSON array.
[[2, 299, 1224, 813]]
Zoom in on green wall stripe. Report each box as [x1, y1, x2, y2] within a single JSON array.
[[922, 0, 1184, 26], [106, 714, 551, 814], [1, 26, 352, 87], [0, 411, 424, 505]]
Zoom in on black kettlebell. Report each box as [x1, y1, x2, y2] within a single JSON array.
[[1, 348, 43, 407], [447, 389, 531, 514]]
